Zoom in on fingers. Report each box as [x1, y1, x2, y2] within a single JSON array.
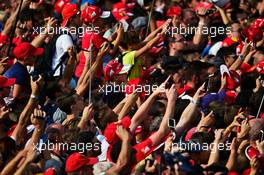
[[0, 57, 8, 63]]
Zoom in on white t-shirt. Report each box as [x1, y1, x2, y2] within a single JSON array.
[[51, 34, 73, 76]]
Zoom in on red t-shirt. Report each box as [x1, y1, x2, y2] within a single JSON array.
[[75, 32, 106, 78]]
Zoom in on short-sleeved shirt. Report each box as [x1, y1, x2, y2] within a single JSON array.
[[122, 51, 142, 80], [4, 62, 29, 86], [51, 34, 74, 76]]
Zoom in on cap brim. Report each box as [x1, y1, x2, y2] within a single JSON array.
[[3, 77, 16, 87], [32, 47, 44, 57], [100, 11, 111, 18], [86, 157, 98, 165], [220, 64, 230, 77]]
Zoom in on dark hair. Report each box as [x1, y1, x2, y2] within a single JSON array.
[[216, 44, 237, 58], [93, 100, 118, 130], [207, 75, 221, 93], [56, 91, 77, 115], [148, 101, 166, 117], [190, 132, 214, 145], [19, 9, 34, 23], [119, 31, 140, 50], [0, 137, 16, 168], [204, 162, 229, 174]]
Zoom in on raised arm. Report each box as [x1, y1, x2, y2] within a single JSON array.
[[26, 108, 46, 150], [150, 84, 177, 146], [130, 76, 170, 132], [230, 39, 251, 71], [215, 5, 230, 25], [1, 0, 31, 36], [106, 126, 131, 174], [76, 43, 109, 96], [31, 17, 57, 48], [175, 84, 205, 137], [11, 77, 43, 143], [118, 92, 139, 120], [134, 20, 170, 59], [78, 104, 93, 131], [193, 7, 209, 46], [61, 47, 77, 86], [1, 150, 28, 175]]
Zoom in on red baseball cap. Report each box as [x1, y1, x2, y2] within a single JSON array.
[[13, 42, 44, 60], [61, 4, 80, 27], [81, 5, 110, 24], [112, 2, 134, 21], [104, 116, 131, 144], [44, 168, 56, 175], [104, 60, 131, 81], [252, 18, 264, 29], [65, 152, 98, 173], [194, 2, 214, 11], [53, 0, 71, 14], [166, 6, 182, 17], [0, 76, 16, 88]]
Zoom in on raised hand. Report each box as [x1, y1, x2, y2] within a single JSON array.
[[153, 75, 171, 96], [30, 107, 46, 128], [165, 84, 177, 102], [116, 125, 130, 141]]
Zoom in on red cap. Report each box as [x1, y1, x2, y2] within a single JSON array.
[[53, 0, 71, 14], [224, 90, 237, 104], [112, 2, 134, 21], [242, 168, 251, 175], [13, 42, 44, 60], [251, 18, 264, 29], [104, 116, 131, 144], [166, 6, 182, 17], [61, 4, 80, 27], [104, 60, 131, 81], [228, 171, 239, 175], [0, 76, 16, 88], [226, 70, 241, 90], [243, 27, 263, 43], [81, 6, 110, 24], [44, 168, 56, 175], [66, 152, 98, 173], [194, 2, 214, 11], [255, 60, 264, 74]]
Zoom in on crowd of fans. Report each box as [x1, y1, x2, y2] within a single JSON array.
[[0, 0, 264, 174]]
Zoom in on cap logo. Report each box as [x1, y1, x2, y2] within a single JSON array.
[[91, 11, 97, 17]]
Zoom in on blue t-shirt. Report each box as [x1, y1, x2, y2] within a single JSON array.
[[4, 62, 30, 86]]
